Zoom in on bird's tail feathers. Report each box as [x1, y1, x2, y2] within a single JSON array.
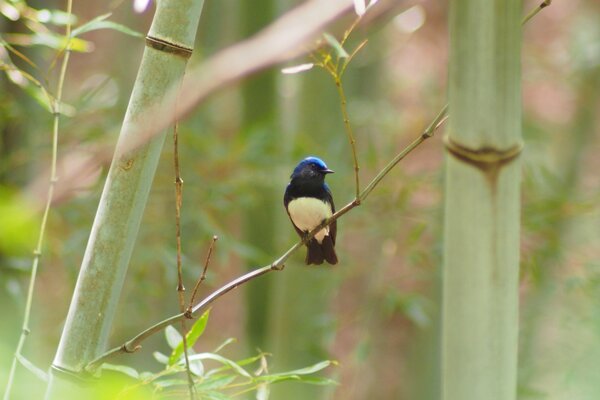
[[306, 236, 338, 265], [321, 235, 338, 265], [306, 239, 325, 265]]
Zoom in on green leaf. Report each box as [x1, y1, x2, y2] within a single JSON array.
[[0, 187, 37, 255], [195, 375, 237, 391], [3, 32, 92, 52], [189, 359, 204, 376], [323, 33, 349, 58], [154, 378, 188, 388], [35, 9, 78, 26], [205, 354, 265, 378], [165, 325, 182, 349], [101, 363, 140, 379], [72, 13, 143, 38], [153, 351, 169, 365], [16, 355, 48, 382], [256, 383, 270, 400], [292, 376, 338, 386], [269, 360, 334, 377], [187, 353, 252, 378], [200, 391, 232, 400], [255, 361, 336, 384], [213, 337, 236, 353], [168, 309, 210, 365]]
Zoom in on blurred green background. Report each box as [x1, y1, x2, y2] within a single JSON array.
[[2, 0, 600, 399]]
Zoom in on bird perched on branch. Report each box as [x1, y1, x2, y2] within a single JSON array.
[[284, 157, 338, 265]]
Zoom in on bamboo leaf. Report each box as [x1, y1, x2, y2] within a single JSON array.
[[72, 13, 143, 38], [205, 354, 265, 378], [353, 0, 366, 16], [165, 325, 182, 349], [101, 363, 140, 379], [281, 63, 314, 74], [200, 391, 232, 400], [16, 354, 48, 382], [35, 9, 78, 26], [212, 337, 236, 353], [265, 360, 334, 377], [195, 375, 237, 391], [168, 309, 210, 365], [153, 351, 169, 365], [187, 353, 253, 378], [3, 32, 92, 52], [323, 33, 349, 58], [154, 378, 188, 388], [256, 383, 270, 400], [189, 359, 204, 376]]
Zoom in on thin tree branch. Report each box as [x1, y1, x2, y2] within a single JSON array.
[[172, 121, 195, 400], [522, 0, 552, 26], [335, 76, 361, 200], [4, 1, 73, 397], [186, 236, 218, 316]]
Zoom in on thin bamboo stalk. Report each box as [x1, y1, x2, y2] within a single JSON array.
[[240, 0, 278, 352], [442, 0, 522, 399], [3, 2, 73, 398], [45, 0, 206, 396]]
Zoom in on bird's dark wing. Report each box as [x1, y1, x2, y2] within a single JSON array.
[[283, 183, 293, 208], [323, 184, 337, 245]]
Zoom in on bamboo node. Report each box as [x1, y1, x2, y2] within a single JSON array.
[[145, 36, 193, 59], [444, 135, 523, 168]]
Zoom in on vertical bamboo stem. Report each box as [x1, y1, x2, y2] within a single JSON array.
[[4, 2, 73, 398], [46, 1, 205, 396], [442, 0, 522, 399]]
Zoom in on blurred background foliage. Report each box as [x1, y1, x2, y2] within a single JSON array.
[[1, 0, 600, 399]]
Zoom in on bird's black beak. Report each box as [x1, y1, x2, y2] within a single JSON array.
[[323, 169, 334, 174]]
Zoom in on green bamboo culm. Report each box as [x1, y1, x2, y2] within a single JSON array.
[[240, 0, 278, 352], [46, 0, 205, 395], [442, 0, 522, 399]]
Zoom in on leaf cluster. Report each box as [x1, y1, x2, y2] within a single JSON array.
[[95, 311, 336, 399]]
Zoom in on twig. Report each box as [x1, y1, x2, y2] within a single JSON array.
[[186, 236, 218, 315], [522, 0, 552, 25], [172, 121, 195, 400], [3, 1, 73, 398], [174, 121, 185, 299], [335, 76, 361, 200], [319, 22, 366, 201]]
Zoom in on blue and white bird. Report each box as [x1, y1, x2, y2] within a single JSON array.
[[284, 157, 338, 265]]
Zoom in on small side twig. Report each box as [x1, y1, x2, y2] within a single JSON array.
[[186, 235, 218, 316], [335, 76, 361, 200], [172, 120, 195, 400], [522, 0, 552, 25], [316, 15, 369, 201]]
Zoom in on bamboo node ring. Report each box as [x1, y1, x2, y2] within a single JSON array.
[[145, 36, 193, 59], [444, 135, 523, 168]]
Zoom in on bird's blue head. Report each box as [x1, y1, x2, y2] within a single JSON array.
[[291, 156, 334, 180]]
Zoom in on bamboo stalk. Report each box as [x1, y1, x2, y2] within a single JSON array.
[[3, 2, 73, 398], [45, 0, 206, 396], [240, 0, 278, 352], [442, 0, 522, 399]]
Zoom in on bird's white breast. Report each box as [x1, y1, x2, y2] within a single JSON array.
[[287, 197, 332, 243]]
